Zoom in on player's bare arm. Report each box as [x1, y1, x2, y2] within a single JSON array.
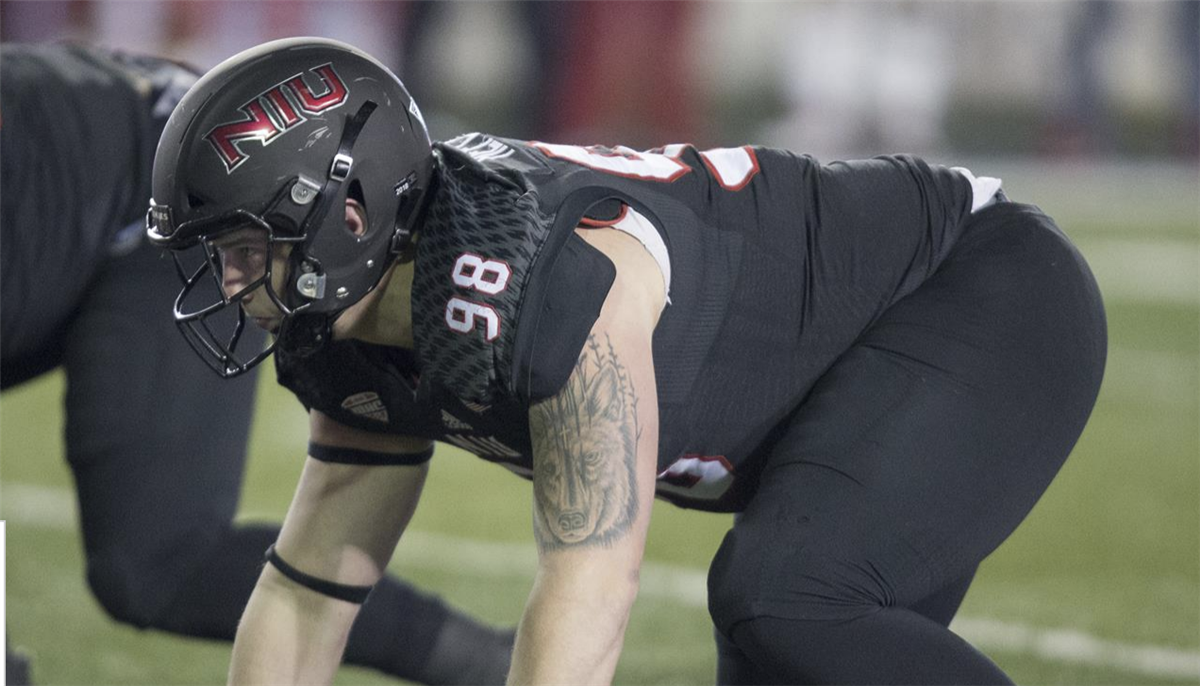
[[229, 412, 431, 686], [509, 228, 665, 686], [530, 333, 640, 550]]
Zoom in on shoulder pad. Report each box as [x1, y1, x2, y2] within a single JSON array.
[[412, 155, 555, 404], [437, 133, 551, 189]]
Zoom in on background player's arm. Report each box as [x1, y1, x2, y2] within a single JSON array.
[[229, 411, 431, 685], [509, 228, 666, 685]]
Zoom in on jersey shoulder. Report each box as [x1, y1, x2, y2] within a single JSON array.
[[412, 143, 555, 405]]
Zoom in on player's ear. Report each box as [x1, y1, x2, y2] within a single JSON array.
[[345, 198, 367, 237]]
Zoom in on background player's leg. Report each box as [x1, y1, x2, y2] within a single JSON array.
[[708, 204, 1106, 684], [63, 240, 511, 684], [5, 640, 32, 686], [1, 334, 67, 391]]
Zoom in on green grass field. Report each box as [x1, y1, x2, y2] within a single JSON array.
[[2, 162, 1197, 684]]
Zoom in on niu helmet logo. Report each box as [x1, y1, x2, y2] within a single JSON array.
[[204, 63, 349, 173]]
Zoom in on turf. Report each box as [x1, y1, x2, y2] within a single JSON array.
[[2, 194, 1197, 684]]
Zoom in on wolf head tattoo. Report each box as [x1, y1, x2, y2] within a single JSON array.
[[531, 336, 639, 549]]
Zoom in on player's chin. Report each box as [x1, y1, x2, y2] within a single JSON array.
[[252, 316, 281, 333]]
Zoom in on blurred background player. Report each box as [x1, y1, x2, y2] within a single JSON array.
[[0, 42, 512, 685]]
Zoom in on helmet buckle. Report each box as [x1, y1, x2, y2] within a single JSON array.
[[389, 226, 412, 254], [330, 153, 353, 182]]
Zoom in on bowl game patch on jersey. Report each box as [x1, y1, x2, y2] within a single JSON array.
[[341, 391, 389, 423], [441, 409, 473, 431]]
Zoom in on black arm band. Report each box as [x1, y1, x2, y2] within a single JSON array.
[[263, 544, 373, 604], [308, 441, 434, 466]]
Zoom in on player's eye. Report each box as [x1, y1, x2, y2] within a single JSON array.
[[216, 244, 262, 262]]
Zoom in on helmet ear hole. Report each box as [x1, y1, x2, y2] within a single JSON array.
[[346, 179, 368, 238], [347, 178, 364, 204]]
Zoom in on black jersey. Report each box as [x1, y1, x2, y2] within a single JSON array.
[[278, 134, 975, 511], [0, 43, 196, 362]]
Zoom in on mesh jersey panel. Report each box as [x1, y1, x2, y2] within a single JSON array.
[[411, 147, 554, 404]]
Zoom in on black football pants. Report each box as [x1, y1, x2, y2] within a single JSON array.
[[707, 203, 1107, 684]]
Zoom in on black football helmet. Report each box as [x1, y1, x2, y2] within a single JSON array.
[[147, 37, 434, 377]]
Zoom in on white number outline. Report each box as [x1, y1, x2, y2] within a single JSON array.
[[445, 296, 501, 341], [452, 252, 512, 295], [533, 142, 761, 191], [532, 142, 691, 182]]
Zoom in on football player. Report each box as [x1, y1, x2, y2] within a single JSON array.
[[1, 42, 512, 685], [146, 38, 1107, 685]]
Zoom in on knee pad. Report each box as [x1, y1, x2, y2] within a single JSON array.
[[86, 552, 175, 629], [85, 524, 238, 630]]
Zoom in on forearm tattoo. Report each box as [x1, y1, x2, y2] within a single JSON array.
[[530, 334, 640, 551]]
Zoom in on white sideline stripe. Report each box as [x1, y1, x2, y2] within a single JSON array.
[[3, 482, 1197, 680], [1075, 237, 1199, 306], [1104, 345, 1199, 408], [950, 617, 1200, 681]]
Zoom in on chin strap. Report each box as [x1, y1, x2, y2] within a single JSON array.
[[275, 311, 332, 358], [293, 98, 378, 276], [277, 100, 379, 357]]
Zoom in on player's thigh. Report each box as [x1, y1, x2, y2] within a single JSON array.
[[63, 239, 266, 555], [714, 624, 780, 686], [709, 203, 1106, 631]]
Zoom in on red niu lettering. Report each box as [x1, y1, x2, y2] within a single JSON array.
[[205, 100, 283, 172], [265, 88, 303, 127], [204, 63, 349, 173], [286, 64, 349, 113]]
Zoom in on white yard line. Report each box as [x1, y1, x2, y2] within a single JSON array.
[[3, 482, 1197, 680]]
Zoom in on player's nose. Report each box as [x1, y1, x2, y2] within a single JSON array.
[[220, 260, 255, 302]]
